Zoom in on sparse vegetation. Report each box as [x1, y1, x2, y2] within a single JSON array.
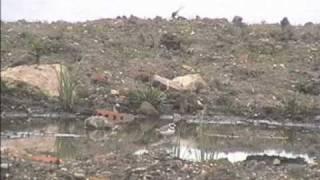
[[128, 87, 166, 108], [1, 18, 319, 120], [1, 80, 9, 93], [215, 92, 247, 116], [1, 18, 320, 180], [295, 80, 320, 95], [57, 64, 77, 111], [281, 94, 318, 118], [19, 32, 66, 62], [29, 38, 47, 63], [159, 32, 182, 50]]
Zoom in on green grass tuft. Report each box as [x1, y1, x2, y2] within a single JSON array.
[[57, 64, 77, 111], [128, 87, 166, 108]]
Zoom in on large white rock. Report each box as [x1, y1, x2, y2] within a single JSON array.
[[1, 64, 63, 96]]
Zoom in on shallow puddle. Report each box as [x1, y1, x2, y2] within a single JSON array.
[[1, 117, 320, 166]]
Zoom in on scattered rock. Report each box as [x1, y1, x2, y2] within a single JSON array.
[[133, 149, 149, 155], [159, 33, 181, 50], [182, 64, 195, 72], [314, 115, 320, 121], [152, 74, 207, 92], [110, 89, 120, 95], [135, 71, 151, 82], [0, 163, 10, 169], [84, 116, 115, 129], [74, 171, 86, 179], [137, 101, 159, 116], [171, 74, 207, 91], [273, 158, 281, 166], [91, 73, 108, 84]]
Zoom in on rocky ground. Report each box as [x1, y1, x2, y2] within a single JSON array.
[[1, 17, 320, 120], [2, 147, 320, 180], [1, 17, 320, 179]]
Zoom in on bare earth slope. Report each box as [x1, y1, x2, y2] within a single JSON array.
[[1, 18, 319, 121]]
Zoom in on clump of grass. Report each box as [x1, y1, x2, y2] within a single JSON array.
[[281, 94, 317, 117], [1, 80, 9, 93], [215, 93, 246, 116], [295, 80, 319, 95], [128, 87, 166, 108], [29, 38, 48, 63], [20, 32, 64, 62], [159, 32, 182, 50], [57, 64, 77, 111]]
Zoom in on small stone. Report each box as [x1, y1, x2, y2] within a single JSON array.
[[74, 172, 85, 179], [273, 158, 281, 166], [310, 47, 318, 52], [110, 89, 120, 95], [1, 163, 10, 169], [314, 115, 320, 121], [182, 64, 194, 71], [279, 64, 286, 69], [61, 168, 68, 171], [133, 149, 149, 155]]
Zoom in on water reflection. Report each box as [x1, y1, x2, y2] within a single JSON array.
[[55, 137, 78, 159], [167, 123, 320, 164], [169, 143, 316, 164], [1, 118, 320, 165], [55, 121, 79, 159]]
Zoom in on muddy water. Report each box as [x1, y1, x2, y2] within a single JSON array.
[[1, 117, 320, 166]]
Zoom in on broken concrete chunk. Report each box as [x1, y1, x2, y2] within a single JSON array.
[[152, 74, 207, 91]]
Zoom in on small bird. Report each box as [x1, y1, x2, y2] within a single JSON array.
[[156, 123, 176, 136], [171, 7, 183, 19]]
